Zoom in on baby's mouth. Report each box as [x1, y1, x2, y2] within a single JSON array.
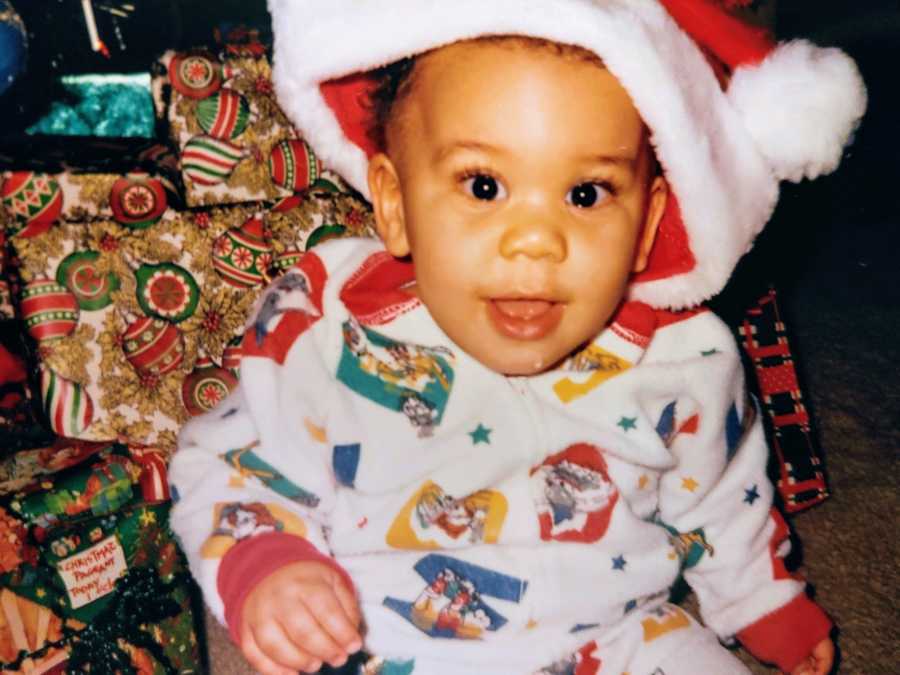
[[492, 299, 556, 319], [486, 298, 564, 340]]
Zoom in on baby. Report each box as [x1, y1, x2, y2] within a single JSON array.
[[169, 2, 865, 674]]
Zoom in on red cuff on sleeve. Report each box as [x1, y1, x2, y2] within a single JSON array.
[[737, 593, 833, 673], [217, 532, 354, 645]]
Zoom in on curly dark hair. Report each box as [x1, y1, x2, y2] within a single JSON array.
[[367, 56, 419, 153]]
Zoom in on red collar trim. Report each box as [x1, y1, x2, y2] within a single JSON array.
[[339, 252, 420, 325]]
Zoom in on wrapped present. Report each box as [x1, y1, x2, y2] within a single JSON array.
[[0, 442, 202, 673], [7, 445, 141, 534], [0, 169, 180, 239], [0, 503, 202, 673], [160, 48, 348, 208], [738, 287, 829, 512], [0, 587, 81, 674], [0, 438, 109, 498], [9, 183, 375, 448]]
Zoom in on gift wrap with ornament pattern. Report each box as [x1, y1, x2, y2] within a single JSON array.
[[1, 236, 57, 454], [0, 445, 201, 674], [8, 179, 375, 448], [0, 170, 175, 237], [160, 49, 346, 207]]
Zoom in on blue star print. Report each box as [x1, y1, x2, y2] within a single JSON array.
[[612, 555, 627, 571], [744, 484, 760, 505], [469, 423, 492, 444], [617, 416, 637, 432]]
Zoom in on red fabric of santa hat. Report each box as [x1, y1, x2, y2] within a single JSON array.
[[269, 0, 866, 310]]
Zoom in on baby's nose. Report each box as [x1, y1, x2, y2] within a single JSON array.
[[498, 215, 567, 262]]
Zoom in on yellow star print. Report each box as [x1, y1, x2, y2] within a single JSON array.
[[681, 477, 699, 492], [304, 417, 327, 443], [139, 509, 157, 526], [638, 474, 650, 490]]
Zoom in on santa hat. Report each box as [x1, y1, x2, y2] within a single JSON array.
[[267, 0, 866, 310]]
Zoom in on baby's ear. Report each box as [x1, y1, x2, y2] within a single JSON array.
[[368, 153, 410, 257], [632, 175, 668, 274]]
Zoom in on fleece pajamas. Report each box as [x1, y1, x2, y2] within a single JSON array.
[[169, 238, 830, 674]]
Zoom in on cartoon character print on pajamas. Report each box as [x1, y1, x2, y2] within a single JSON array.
[[220, 443, 320, 507], [554, 344, 633, 403], [386, 481, 508, 549], [384, 554, 527, 639], [337, 316, 455, 436], [252, 270, 320, 342], [242, 251, 327, 364], [530, 444, 619, 542], [661, 523, 714, 569], [200, 501, 308, 558], [641, 605, 691, 643], [534, 641, 601, 675]]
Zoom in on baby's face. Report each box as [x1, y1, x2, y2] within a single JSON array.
[[369, 40, 667, 375]]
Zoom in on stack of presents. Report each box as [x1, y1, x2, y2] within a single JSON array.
[[0, 19, 826, 675], [0, 31, 375, 673]]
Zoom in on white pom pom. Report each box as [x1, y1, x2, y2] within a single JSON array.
[[728, 40, 867, 183]]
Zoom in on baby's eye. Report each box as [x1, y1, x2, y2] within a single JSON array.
[[462, 174, 506, 201], [567, 182, 611, 209]]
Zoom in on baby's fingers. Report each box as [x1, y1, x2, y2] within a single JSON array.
[[810, 638, 835, 675], [297, 586, 361, 662], [789, 639, 835, 675], [279, 604, 348, 668], [241, 623, 321, 675], [332, 578, 363, 649]]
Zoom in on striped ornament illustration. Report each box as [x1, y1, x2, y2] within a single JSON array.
[[273, 249, 303, 273], [21, 279, 79, 341], [212, 216, 272, 288], [41, 366, 94, 437], [129, 445, 171, 503], [182, 135, 245, 185], [122, 317, 185, 376], [1, 172, 63, 237], [268, 139, 322, 193], [197, 89, 251, 140]]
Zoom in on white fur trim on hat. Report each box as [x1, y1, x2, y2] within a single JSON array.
[[728, 39, 867, 184], [267, 0, 865, 309]]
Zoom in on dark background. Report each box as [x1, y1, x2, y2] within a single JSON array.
[[736, 0, 900, 309]]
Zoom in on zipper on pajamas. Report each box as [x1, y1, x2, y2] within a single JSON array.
[[509, 377, 548, 464], [508, 376, 548, 629]]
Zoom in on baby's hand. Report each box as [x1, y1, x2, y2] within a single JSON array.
[[239, 560, 363, 675], [789, 638, 835, 675]]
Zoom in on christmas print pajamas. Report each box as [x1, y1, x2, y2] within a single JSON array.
[[169, 238, 831, 674]]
